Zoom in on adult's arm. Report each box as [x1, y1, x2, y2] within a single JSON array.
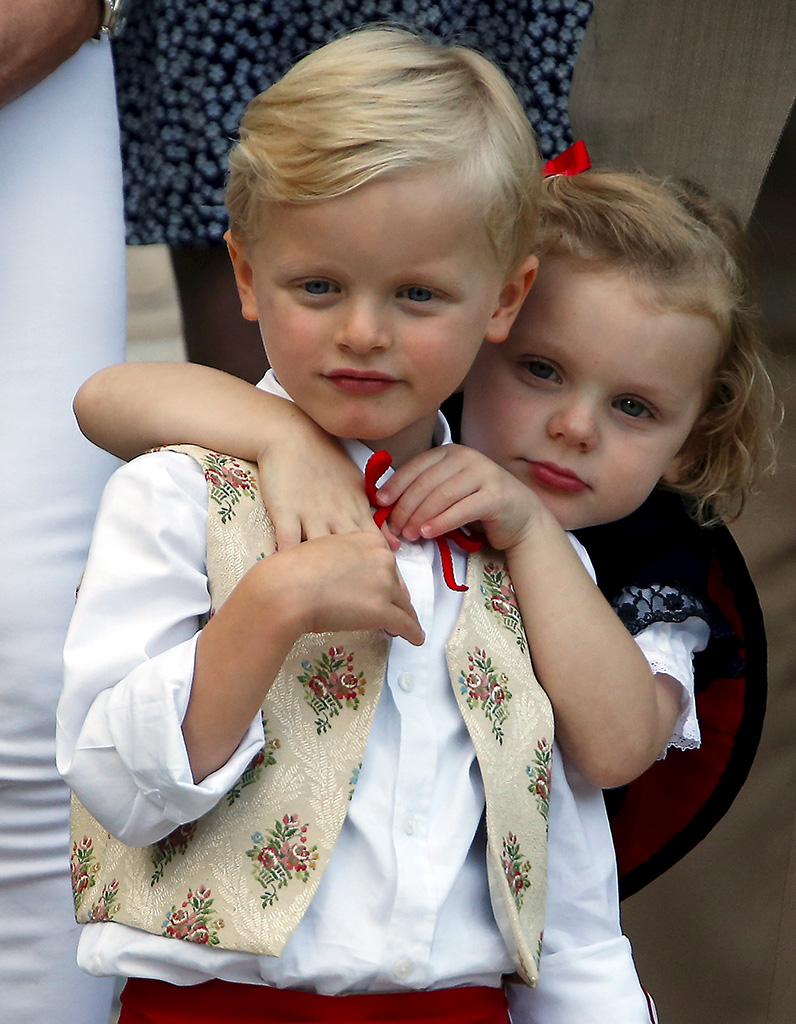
[[0, 0, 103, 108]]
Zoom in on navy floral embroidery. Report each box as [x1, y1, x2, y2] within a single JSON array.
[[612, 584, 707, 636]]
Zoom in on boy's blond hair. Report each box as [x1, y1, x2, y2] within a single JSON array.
[[535, 170, 779, 524], [226, 26, 540, 271]]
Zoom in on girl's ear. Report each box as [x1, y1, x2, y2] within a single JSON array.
[[661, 419, 703, 485], [484, 255, 539, 343], [224, 229, 260, 322]]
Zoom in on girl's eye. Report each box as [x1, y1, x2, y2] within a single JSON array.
[[615, 397, 652, 419], [398, 285, 434, 302], [524, 360, 560, 383], [302, 280, 333, 295]]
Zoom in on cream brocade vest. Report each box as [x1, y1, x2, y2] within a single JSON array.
[[70, 446, 554, 986]]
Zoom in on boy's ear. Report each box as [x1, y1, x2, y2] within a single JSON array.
[[483, 255, 539, 343], [224, 229, 260, 322]]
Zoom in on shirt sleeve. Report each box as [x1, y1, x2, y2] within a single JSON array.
[[633, 616, 710, 754], [56, 451, 265, 846], [566, 532, 597, 582]]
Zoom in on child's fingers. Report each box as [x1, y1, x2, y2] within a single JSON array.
[[381, 448, 475, 534], [301, 506, 382, 542], [380, 521, 401, 552], [394, 467, 479, 539], [272, 511, 303, 553], [387, 575, 425, 646], [375, 446, 453, 505], [415, 492, 488, 539]]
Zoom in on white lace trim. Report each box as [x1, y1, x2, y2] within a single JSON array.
[[633, 618, 710, 757]]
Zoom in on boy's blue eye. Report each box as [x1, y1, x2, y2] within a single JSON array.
[[399, 286, 434, 302], [525, 360, 559, 382], [303, 280, 332, 295], [615, 397, 651, 418]]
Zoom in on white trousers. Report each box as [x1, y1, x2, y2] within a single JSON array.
[[0, 37, 125, 1024]]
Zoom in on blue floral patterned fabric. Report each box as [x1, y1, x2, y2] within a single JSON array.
[[112, 0, 593, 246]]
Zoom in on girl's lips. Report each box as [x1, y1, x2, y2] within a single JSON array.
[[325, 370, 398, 395], [529, 461, 589, 493]]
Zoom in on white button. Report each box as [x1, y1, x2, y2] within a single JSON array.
[[403, 813, 417, 835], [393, 958, 413, 980], [398, 672, 415, 692]]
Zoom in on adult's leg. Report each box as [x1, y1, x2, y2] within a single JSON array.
[[0, 37, 125, 1024], [569, 1, 796, 221], [570, 8, 796, 1021], [170, 245, 267, 384]]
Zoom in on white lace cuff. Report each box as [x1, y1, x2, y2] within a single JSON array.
[[633, 616, 711, 755]]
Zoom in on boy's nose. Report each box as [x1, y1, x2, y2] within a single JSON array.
[[547, 398, 599, 451], [335, 301, 389, 354]]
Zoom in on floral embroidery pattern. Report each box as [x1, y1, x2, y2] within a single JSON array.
[[162, 886, 224, 945], [70, 835, 98, 911], [151, 821, 199, 885], [526, 738, 553, 821], [87, 879, 120, 922], [501, 832, 532, 910], [348, 762, 362, 802], [226, 723, 279, 806], [200, 451, 256, 523], [298, 646, 367, 734], [459, 648, 512, 742], [247, 815, 318, 907], [480, 562, 527, 653]]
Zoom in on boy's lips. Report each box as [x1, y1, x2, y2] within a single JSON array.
[[528, 461, 589, 493], [325, 369, 399, 395]]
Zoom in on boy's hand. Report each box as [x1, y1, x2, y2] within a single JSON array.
[[374, 444, 548, 552], [256, 424, 396, 552], [273, 532, 424, 645]]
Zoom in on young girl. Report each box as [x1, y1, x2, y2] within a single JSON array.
[[74, 165, 777, 1021]]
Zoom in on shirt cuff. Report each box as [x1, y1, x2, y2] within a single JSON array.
[[74, 636, 266, 839], [633, 616, 710, 755]]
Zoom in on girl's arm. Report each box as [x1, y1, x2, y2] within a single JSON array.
[[378, 444, 682, 788], [75, 362, 379, 550]]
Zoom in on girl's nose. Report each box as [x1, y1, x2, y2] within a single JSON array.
[[547, 398, 599, 451], [335, 301, 389, 354]]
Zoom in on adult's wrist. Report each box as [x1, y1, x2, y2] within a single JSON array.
[[0, 0, 107, 109]]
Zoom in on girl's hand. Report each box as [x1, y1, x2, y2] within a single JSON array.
[[255, 413, 391, 553], [374, 444, 549, 552]]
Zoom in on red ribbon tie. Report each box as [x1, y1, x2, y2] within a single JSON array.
[[364, 450, 482, 592]]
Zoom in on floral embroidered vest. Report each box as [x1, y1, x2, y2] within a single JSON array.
[[70, 446, 554, 985]]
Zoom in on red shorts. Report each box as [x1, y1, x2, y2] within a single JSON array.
[[119, 978, 510, 1024]]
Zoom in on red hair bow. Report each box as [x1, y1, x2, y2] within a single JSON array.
[[543, 139, 591, 178], [364, 450, 482, 593]]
